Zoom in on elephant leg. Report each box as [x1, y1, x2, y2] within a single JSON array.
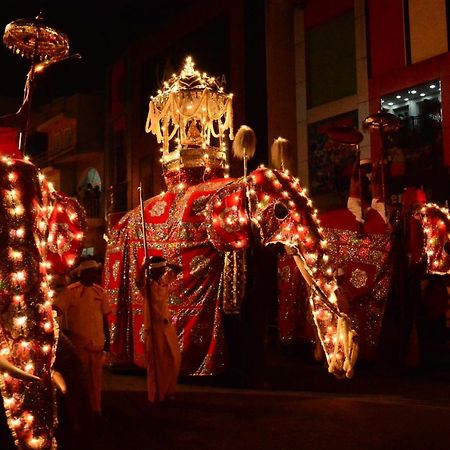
[[240, 249, 278, 388], [53, 333, 94, 447], [0, 406, 16, 450]]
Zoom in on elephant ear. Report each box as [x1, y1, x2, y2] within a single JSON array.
[[418, 204, 450, 274], [206, 181, 251, 252]]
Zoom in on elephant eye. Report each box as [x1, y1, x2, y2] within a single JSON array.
[[274, 202, 289, 220], [444, 241, 450, 255]]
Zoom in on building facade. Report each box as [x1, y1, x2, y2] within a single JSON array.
[[29, 92, 106, 258], [105, 0, 450, 221], [296, 0, 450, 209], [105, 0, 301, 222]]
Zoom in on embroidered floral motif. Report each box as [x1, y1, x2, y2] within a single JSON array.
[[190, 255, 212, 278], [47, 222, 73, 255], [109, 323, 117, 344], [149, 200, 167, 217], [191, 195, 209, 217], [350, 268, 368, 289], [219, 207, 240, 233], [139, 323, 146, 343], [112, 260, 120, 281]]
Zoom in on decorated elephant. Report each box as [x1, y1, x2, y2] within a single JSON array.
[[0, 155, 86, 449], [0, 14, 88, 449], [104, 56, 357, 381], [277, 180, 450, 364], [105, 161, 359, 378]]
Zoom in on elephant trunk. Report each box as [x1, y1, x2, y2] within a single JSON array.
[[289, 248, 359, 379]]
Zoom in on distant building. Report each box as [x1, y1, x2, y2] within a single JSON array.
[[105, 0, 299, 221], [0, 95, 20, 116], [105, 0, 450, 219], [296, 0, 450, 208], [28, 92, 106, 258]]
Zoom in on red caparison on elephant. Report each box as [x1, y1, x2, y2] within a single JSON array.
[[104, 57, 358, 383], [0, 155, 86, 449]]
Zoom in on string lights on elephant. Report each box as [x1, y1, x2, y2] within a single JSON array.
[[0, 156, 86, 449], [105, 56, 358, 381], [417, 203, 450, 274]]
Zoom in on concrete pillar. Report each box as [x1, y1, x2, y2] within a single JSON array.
[[293, 7, 308, 185], [265, 0, 298, 173]]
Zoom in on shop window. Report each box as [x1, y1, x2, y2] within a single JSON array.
[[305, 11, 357, 108], [78, 168, 102, 218], [308, 110, 358, 211], [380, 80, 446, 201], [82, 247, 94, 257]]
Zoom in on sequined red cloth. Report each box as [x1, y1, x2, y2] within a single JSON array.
[[277, 208, 392, 360], [105, 177, 236, 376]]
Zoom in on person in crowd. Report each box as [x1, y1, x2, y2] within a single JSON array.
[[136, 256, 181, 403], [347, 157, 387, 229], [53, 259, 111, 422]]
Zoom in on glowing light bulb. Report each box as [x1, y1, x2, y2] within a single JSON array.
[[42, 344, 51, 354], [7, 172, 17, 182], [14, 316, 27, 327], [27, 436, 47, 450], [13, 271, 26, 282], [11, 205, 24, 216], [9, 249, 22, 261], [11, 418, 21, 428], [4, 397, 15, 407]]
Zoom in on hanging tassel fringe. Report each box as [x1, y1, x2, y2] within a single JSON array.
[[232, 125, 256, 160], [270, 137, 288, 170], [328, 314, 359, 379]]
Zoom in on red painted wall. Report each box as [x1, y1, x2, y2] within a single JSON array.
[[304, 0, 353, 30], [368, 0, 406, 78]]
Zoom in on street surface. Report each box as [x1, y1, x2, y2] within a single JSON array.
[[58, 352, 450, 450]]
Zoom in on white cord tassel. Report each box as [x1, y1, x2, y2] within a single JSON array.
[[328, 314, 359, 378], [291, 251, 358, 378], [270, 137, 288, 170]]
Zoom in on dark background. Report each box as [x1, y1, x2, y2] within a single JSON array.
[[0, 0, 192, 103]]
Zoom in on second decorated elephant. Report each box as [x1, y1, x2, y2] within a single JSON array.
[[105, 163, 357, 379]]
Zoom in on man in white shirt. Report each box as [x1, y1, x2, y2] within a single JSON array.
[[54, 260, 111, 418]]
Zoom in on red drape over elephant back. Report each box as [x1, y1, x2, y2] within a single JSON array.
[[322, 228, 392, 360], [316, 207, 392, 360], [104, 176, 236, 376]]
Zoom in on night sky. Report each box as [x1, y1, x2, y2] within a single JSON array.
[[0, 0, 192, 104]]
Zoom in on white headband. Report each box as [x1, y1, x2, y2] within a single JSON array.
[[149, 261, 167, 269]]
